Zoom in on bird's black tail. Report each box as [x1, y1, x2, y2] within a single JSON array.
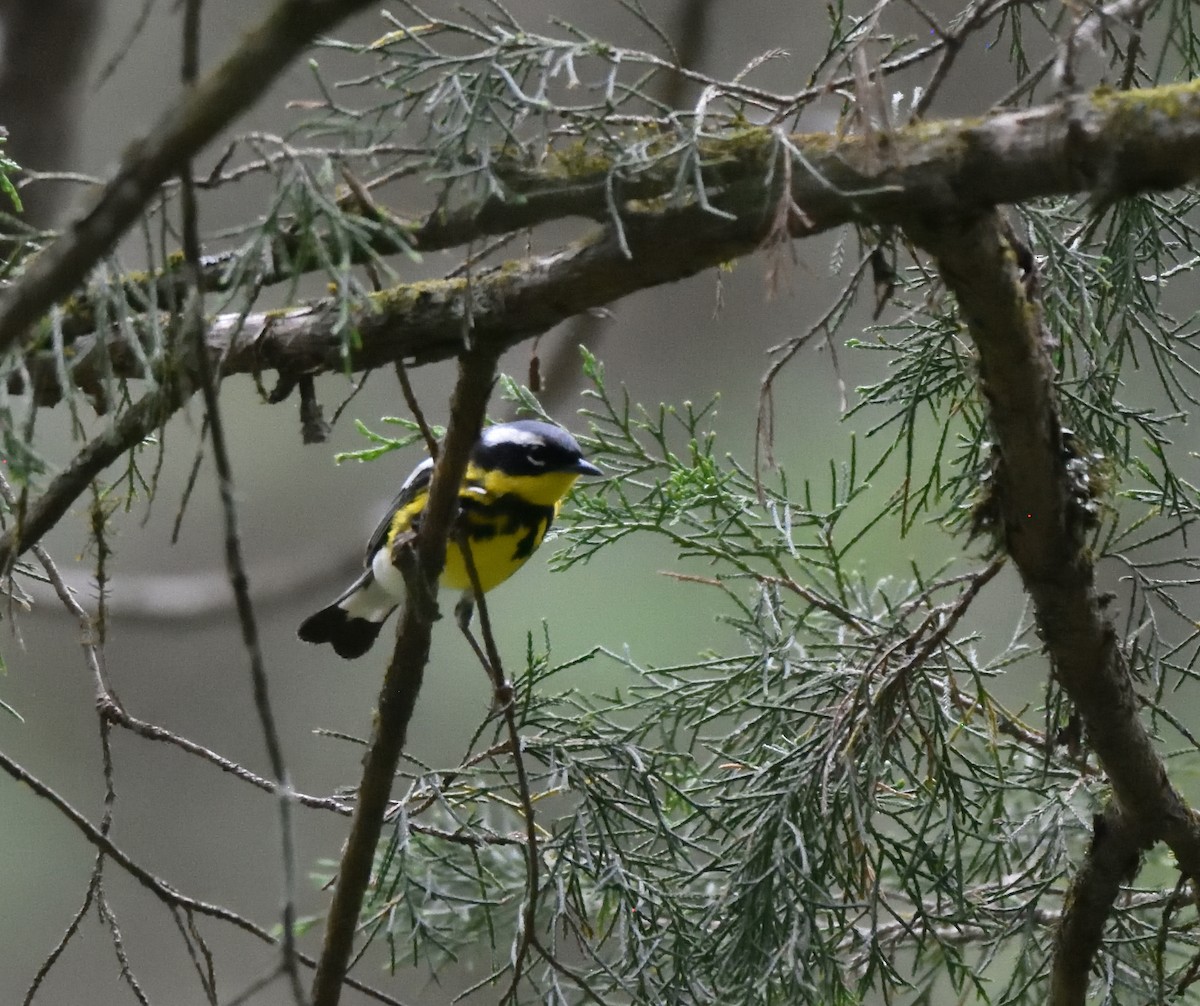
[[298, 603, 385, 659]]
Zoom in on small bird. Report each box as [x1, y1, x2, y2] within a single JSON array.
[[298, 420, 602, 659]]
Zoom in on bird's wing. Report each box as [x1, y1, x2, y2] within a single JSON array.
[[363, 457, 435, 563]]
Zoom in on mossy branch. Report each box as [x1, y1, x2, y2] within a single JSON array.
[[905, 208, 1200, 1006], [16, 79, 1200, 408]]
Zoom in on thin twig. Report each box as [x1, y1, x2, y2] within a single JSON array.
[[394, 361, 439, 458], [868, 557, 1006, 684], [455, 534, 541, 1003], [0, 748, 268, 934], [22, 864, 99, 1006], [223, 964, 287, 1006], [0, 381, 187, 570], [177, 10, 303, 992], [106, 702, 352, 812], [1, 747, 406, 1005], [531, 937, 609, 1006], [0, 0, 381, 358], [97, 870, 152, 1005]]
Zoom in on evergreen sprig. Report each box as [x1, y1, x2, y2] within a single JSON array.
[[355, 356, 1200, 1003]]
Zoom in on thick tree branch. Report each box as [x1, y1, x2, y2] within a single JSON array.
[[0, 203, 763, 571], [453, 76, 1200, 233], [905, 209, 1200, 1006], [17, 205, 763, 406], [0, 205, 764, 581], [1051, 804, 1143, 1004], [17, 78, 1200, 408]]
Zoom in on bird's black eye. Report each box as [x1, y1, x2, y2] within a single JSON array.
[[525, 444, 548, 467]]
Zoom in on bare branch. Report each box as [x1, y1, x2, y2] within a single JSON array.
[[0, 381, 187, 579], [310, 342, 500, 1006], [0, 747, 270, 937], [178, 5, 304, 991]]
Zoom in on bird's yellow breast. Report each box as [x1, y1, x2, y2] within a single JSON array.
[[382, 467, 578, 595], [439, 510, 552, 591]]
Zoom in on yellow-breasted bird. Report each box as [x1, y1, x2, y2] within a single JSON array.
[[298, 420, 602, 659]]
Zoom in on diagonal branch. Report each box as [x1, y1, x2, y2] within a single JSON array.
[[0, 207, 762, 572], [1051, 803, 1143, 1003], [0, 745, 283, 940], [0, 379, 188, 572], [904, 208, 1200, 1006], [309, 342, 500, 1006], [17, 203, 767, 407], [0, 745, 408, 1005]]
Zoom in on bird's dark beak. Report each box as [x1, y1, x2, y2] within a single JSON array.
[[574, 459, 603, 477]]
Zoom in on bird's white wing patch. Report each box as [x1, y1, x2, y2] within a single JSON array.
[[400, 456, 436, 490]]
